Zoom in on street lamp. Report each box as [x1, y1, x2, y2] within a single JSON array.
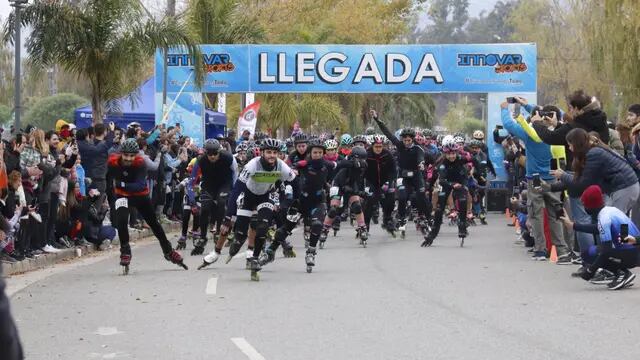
[[10, 0, 29, 131]]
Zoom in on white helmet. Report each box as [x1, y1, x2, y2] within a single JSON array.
[[473, 130, 485, 140], [453, 135, 465, 145], [441, 135, 456, 148]]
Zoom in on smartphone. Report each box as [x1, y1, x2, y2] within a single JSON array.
[[513, 103, 521, 117], [507, 97, 518, 104], [554, 204, 564, 220], [539, 111, 555, 118], [621, 224, 629, 241], [495, 125, 504, 130], [559, 158, 567, 170], [532, 173, 541, 187]]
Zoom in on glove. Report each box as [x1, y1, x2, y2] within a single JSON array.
[[580, 267, 595, 281]]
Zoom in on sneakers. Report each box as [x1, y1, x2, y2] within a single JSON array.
[[589, 269, 616, 285], [556, 254, 572, 265], [203, 250, 220, 265], [571, 254, 583, 265], [42, 244, 61, 253], [607, 270, 636, 290], [99, 239, 112, 251], [571, 266, 587, 278], [531, 251, 547, 261]]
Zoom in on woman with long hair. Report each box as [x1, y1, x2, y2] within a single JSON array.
[[552, 128, 639, 214]]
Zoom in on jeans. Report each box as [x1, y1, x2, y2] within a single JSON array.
[[526, 180, 569, 256], [569, 196, 594, 253], [606, 182, 640, 214]]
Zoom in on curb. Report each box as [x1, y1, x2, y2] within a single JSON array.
[[1, 223, 181, 276]]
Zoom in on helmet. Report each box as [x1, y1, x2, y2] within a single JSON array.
[[350, 146, 367, 160], [441, 135, 459, 153], [261, 138, 282, 151], [126, 122, 141, 129], [372, 134, 385, 145], [235, 142, 248, 153], [204, 139, 221, 154], [472, 130, 485, 140], [324, 139, 338, 150], [340, 134, 353, 146], [353, 135, 369, 146], [279, 143, 288, 153], [120, 138, 139, 154], [364, 126, 376, 135], [469, 139, 483, 148], [285, 138, 294, 148], [454, 132, 465, 139], [308, 139, 326, 151], [294, 133, 308, 144], [453, 135, 465, 144], [400, 128, 416, 138], [422, 128, 435, 139], [247, 145, 260, 159], [415, 133, 425, 145]]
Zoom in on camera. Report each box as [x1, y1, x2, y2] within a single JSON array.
[[507, 97, 519, 104]]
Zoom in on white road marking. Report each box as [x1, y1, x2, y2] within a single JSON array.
[[205, 276, 218, 295], [94, 327, 122, 336], [231, 337, 266, 360]]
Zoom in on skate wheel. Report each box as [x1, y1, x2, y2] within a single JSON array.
[[319, 242, 324, 249], [401, 231, 406, 239], [122, 265, 129, 275], [362, 241, 367, 248], [306, 266, 313, 273], [460, 238, 465, 247], [225, 255, 234, 264], [251, 271, 260, 281]]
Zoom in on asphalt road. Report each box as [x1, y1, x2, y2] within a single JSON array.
[[7, 214, 640, 360]]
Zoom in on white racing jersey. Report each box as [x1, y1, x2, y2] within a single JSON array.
[[237, 157, 296, 195]]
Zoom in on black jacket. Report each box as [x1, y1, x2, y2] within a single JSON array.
[[365, 148, 397, 188]]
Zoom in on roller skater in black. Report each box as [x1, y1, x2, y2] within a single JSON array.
[[364, 134, 397, 237], [467, 139, 492, 225], [107, 139, 188, 273]]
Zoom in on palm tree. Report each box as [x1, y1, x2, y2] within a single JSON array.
[[258, 93, 344, 136], [186, 0, 265, 109], [3, 0, 202, 125], [365, 93, 436, 130]]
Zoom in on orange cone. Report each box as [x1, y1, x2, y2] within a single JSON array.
[[505, 208, 511, 219], [549, 245, 558, 263]]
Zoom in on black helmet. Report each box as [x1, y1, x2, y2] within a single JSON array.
[[260, 138, 282, 151], [353, 135, 369, 146], [285, 138, 294, 148], [308, 138, 326, 151], [204, 139, 221, 155], [400, 128, 416, 138], [364, 126, 376, 135], [120, 138, 139, 154], [422, 128, 435, 139], [350, 146, 367, 160], [293, 133, 308, 144]]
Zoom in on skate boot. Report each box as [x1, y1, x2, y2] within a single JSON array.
[[282, 245, 297, 258], [458, 223, 468, 248], [332, 221, 340, 236], [225, 240, 242, 264], [384, 219, 396, 238], [190, 238, 207, 256], [397, 220, 406, 239], [176, 235, 187, 250], [198, 250, 220, 270], [421, 233, 435, 247], [358, 226, 368, 248], [249, 257, 261, 281], [259, 248, 275, 266], [319, 231, 328, 249], [165, 250, 188, 270], [479, 211, 487, 225], [305, 247, 316, 273], [120, 254, 131, 275], [245, 250, 253, 270]]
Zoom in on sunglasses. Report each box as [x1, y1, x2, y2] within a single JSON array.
[[206, 150, 219, 156]]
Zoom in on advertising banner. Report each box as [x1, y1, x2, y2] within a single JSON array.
[[237, 101, 261, 138], [155, 44, 536, 94]]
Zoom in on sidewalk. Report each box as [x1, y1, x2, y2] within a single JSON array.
[[1, 222, 181, 276]]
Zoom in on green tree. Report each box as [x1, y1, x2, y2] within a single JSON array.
[[23, 93, 87, 130], [365, 94, 435, 130], [412, 0, 470, 44], [4, 0, 202, 125], [441, 97, 482, 135], [465, 1, 520, 43], [0, 104, 11, 126], [257, 94, 344, 135]]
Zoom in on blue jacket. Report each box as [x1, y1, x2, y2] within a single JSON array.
[[500, 108, 553, 180]]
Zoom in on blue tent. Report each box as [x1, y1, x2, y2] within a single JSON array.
[[205, 109, 227, 139], [74, 78, 156, 130]]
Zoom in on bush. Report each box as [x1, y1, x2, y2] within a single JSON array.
[[0, 104, 11, 127], [23, 93, 88, 130]]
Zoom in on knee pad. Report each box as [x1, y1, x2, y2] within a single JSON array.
[[254, 220, 270, 238], [310, 220, 323, 235], [350, 201, 362, 215], [328, 207, 338, 219], [274, 227, 290, 243]]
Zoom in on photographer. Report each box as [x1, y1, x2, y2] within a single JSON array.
[[560, 185, 639, 290]]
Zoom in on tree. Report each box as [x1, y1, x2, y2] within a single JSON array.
[[0, 104, 11, 126], [441, 97, 482, 135], [4, 0, 202, 125], [465, 1, 520, 43], [23, 93, 87, 130], [365, 93, 435, 130], [257, 94, 344, 135], [412, 0, 470, 44]]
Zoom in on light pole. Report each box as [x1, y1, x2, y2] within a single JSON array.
[[10, 0, 29, 131]]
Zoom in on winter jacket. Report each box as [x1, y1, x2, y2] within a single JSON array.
[[559, 146, 638, 195], [78, 132, 113, 181], [501, 108, 554, 180]]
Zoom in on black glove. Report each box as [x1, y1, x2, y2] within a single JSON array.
[[580, 267, 595, 281]]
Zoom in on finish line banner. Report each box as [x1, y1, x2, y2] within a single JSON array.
[[155, 44, 537, 93]]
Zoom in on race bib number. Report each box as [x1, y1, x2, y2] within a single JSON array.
[[115, 198, 128, 209], [257, 202, 275, 211], [396, 178, 403, 186], [252, 171, 281, 184], [183, 205, 191, 210], [287, 212, 302, 222], [330, 187, 339, 197], [406, 171, 414, 177]]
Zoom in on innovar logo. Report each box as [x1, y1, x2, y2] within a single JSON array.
[[456, 53, 527, 73]]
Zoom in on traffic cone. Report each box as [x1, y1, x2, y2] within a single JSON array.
[[505, 208, 511, 219], [549, 245, 558, 263]]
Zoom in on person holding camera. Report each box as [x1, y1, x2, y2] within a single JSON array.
[[500, 99, 572, 263], [560, 185, 638, 290]]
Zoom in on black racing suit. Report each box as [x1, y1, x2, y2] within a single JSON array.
[[364, 148, 397, 230]]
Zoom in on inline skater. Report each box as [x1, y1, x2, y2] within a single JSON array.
[[423, 137, 473, 247], [107, 138, 187, 274], [364, 134, 397, 236], [468, 139, 490, 224], [189, 139, 237, 256], [223, 138, 296, 281]]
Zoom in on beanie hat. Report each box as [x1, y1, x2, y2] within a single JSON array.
[[580, 185, 605, 210]]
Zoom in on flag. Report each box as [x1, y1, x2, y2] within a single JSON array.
[[237, 101, 261, 139]]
